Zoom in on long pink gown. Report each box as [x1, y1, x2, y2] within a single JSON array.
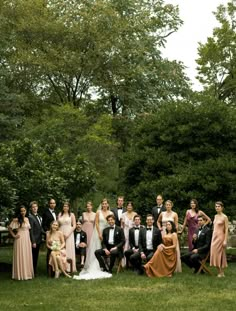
[[9, 219, 34, 280], [82, 212, 96, 249], [186, 210, 198, 251], [210, 215, 228, 268], [58, 213, 77, 272]]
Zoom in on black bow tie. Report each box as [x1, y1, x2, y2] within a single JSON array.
[[117, 207, 123, 210], [199, 227, 203, 231], [109, 227, 114, 230], [51, 210, 55, 213], [134, 227, 140, 230], [147, 228, 152, 231]]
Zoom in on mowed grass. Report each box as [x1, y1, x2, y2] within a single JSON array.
[[0, 247, 235, 311]]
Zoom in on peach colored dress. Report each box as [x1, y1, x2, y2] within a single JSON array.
[[210, 216, 228, 268], [82, 212, 96, 248], [58, 214, 76, 272], [144, 235, 177, 277], [9, 219, 34, 280], [48, 239, 67, 271]]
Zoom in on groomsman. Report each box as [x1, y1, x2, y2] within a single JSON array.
[[42, 198, 57, 232], [29, 201, 43, 274], [181, 215, 212, 273], [152, 194, 166, 226], [95, 214, 125, 273], [124, 215, 143, 269], [74, 221, 87, 268], [130, 214, 162, 274], [111, 196, 126, 226]]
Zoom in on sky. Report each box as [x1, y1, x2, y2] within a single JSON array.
[[163, 0, 229, 90]]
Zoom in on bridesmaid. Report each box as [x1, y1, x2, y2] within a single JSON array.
[[210, 201, 228, 277], [81, 201, 96, 249], [144, 221, 177, 277], [157, 200, 181, 272], [58, 202, 77, 272], [46, 220, 71, 278], [180, 199, 211, 250], [8, 206, 34, 280], [121, 201, 137, 254]]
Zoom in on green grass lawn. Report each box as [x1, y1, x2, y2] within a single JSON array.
[[0, 246, 235, 311]]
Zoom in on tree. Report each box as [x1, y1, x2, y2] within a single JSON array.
[[197, 0, 236, 104], [121, 97, 236, 219], [0, 0, 190, 115]]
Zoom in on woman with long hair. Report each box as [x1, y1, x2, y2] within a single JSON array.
[[81, 201, 96, 249], [58, 201, 77, 272], [8, 205, 34, 280], [46, 220, 71, 278], [180, 199, 211, 251], [144, 221, 177, 277]]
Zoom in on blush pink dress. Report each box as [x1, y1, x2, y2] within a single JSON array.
[[9, 219, 34, 280], [82, 211, 96, 249]]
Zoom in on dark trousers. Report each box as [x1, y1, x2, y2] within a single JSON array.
[[130, 249, 154, 272], [32, 244, 40, 274], [125, 248, 138, 268], [95, 245, 121, 272], [181, 252, 202, 272], [75, 247, 86, 256]]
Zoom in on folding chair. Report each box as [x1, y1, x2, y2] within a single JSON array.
[[197, 252, 213, 275]]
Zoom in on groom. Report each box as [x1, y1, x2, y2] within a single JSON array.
[[95, 214, 125, 273]]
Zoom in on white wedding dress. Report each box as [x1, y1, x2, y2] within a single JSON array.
[[73, 210, 112, 280]]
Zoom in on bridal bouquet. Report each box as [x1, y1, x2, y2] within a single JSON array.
[[51, 240, 61, 251]]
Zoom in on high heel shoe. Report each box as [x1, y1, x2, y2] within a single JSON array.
[[64, 272, 72, 278]]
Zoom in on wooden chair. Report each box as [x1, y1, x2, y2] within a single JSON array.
[[197, 252, 213, 275], [104, 255, 124, 274]]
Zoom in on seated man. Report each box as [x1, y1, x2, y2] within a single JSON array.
[[181, 215, 212, 273], [74, 221, 87, 268], [124, 214, 143, 269], [95, 214, 125, 273], [130, 214, 162, 275]]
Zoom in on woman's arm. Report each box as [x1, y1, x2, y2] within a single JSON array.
[[95, 211, 102, 240], [223, 215, 229, 247], [157, 213, 163, 230], [59, 231, 66, 249], [66, 213, 76, 239], [174, 212, 178, 231], [180, 211, 188, 233], [199, 210, 211, 225], [46, 232, 51, 249]]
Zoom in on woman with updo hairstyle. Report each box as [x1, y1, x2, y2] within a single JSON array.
[[210, 201, 228, 277]]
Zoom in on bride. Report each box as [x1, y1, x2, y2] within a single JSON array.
[[73, 198, 113, 280]]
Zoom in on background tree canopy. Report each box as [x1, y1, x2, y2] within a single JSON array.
[[0, 0, 236, 221]]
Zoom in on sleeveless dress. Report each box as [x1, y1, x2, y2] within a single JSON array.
[[48, 239, 67, 272], [186, 210, 198, 251], [9, 219, 34, 280], [161, 211, 182, 272], [74, 210, 113, 280], [82, 212, 96, 248], [121, 212, 136, 252], [58, 214, 76, 272], [210, 216, 228, 268], [144, 235, 177, 277]]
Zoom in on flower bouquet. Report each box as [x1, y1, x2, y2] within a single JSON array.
[[51, 240, 61, 251]]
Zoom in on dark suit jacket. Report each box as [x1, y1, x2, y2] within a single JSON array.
[[129, 226, 144, 249], [138, 226, 162, 253], [152, 205, 166, 225], [29, 213, 43, 245], [192, 225, 212, 259], [74, 230, 87, 246], [111, 207, 126, 226], [102, 226, 125, 251], [42, 209, 57, 232]]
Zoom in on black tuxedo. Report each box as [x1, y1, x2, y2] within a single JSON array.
[[95, 225, 125, 272], [152, 205, 166, 226], [74, 230, 87, 256], [130, 226, 162, 273], [124, 226, 144, 268], [29, 213, 43, 273], [42, 208, 57, 232], [181, 225, 212, 272], [111, 207, 126, 226]]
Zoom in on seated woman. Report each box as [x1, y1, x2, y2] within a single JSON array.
[[46, 220, 71, 279], [144, 221, 177, 278]]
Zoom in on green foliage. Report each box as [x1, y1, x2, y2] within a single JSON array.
[[0, 138, 95, 217], [121, 98, 236, 219], [197, 0, 236, 103]]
